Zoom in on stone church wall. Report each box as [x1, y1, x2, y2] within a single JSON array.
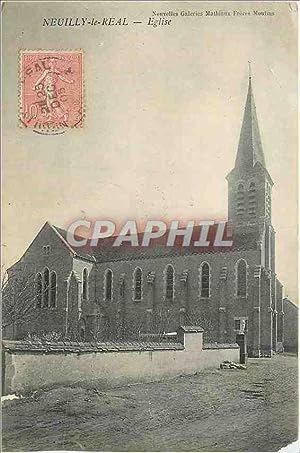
[[5, 220, 281, 357], [82, 248, 260, 348], [283, 298, 298, 352], [5, 224, 74, 340]]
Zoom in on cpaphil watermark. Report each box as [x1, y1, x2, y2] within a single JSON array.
[[65, 219, 233, 250]]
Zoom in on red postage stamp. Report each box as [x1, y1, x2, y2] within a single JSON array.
[[20, 50, 83, 131]]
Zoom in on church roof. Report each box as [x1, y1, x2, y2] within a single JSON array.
[[234, 77, 266, 171], [51, 224, 96, 261], [50, 223, 259, 264]]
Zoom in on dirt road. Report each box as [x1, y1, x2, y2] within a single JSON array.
[[2, 354, 298, 451]]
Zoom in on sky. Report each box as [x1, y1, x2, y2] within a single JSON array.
[[2, 1, 298, 301]]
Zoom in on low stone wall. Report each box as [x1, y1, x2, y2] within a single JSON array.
[[2, 327, 239, 394]]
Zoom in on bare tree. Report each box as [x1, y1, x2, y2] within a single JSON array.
[[1, 266, 42, 332], [185, 308, 216, 342]]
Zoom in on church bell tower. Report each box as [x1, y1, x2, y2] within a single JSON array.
[[226, 74, 275, 272]]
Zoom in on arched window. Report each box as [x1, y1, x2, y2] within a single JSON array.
[[43, 267, 50, 307], [50, 271, 57, 308], [133, 267, 143, 301], [236, 259, 247, 297], [200, 262, 210, 298], [105, 269, 113, 301], [248, 182, 256, 217], [165, 265, 174, 301], [82, 268, 88, 301], [236, 183, 245, 217], [266, 183, 271, 219], [35, 273, 43, 308]]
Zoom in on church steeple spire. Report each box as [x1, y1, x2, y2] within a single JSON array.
[[227, 72, 274, 246], [234, 75, 266, 171]]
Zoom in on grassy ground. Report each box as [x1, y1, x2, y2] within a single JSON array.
[[2, 354, 298, 452]]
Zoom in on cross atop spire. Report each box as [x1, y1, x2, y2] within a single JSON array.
[[248, 60, 251, 79], [234, 74, 266, 171]]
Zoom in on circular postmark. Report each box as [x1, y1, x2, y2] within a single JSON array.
[[20, 51, 83, 135]]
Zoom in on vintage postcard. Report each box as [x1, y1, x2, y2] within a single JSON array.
[[1, 1, 298, 452]]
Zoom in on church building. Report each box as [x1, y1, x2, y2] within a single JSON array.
[[4, 76, 285, 357]]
